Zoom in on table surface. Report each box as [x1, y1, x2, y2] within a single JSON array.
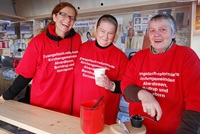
[[0, 100, 146, 134]]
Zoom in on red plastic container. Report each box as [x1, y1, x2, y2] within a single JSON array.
[[80, 101, 104, 134]]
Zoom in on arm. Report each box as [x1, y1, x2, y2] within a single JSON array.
[[1, 75, 32, 100], [124, 84, 162, 121], [111, 80, 121, 94], [95, 75, 121, 93], [96, 51, 129, 94], [176, 110, 200, 134], [124, 84, 142, 102], [176, 48, 200, 133]]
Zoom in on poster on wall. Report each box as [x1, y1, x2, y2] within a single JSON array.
[[134, 17, 142, 32], [73, 18, 123, 48], [196, 15, 200, 30], [73, 6, 191, 53], [134, 17, 141, 25], [142, 17, 149, 24], [74, 13, 147, 53], [141, 17, 149, 32], [196, 5, 200, 30], [73, 20, 96, 43]]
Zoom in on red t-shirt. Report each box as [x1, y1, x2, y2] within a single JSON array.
[[121, 44, 200, 134], [16, 25, 82, 114], [72, 41, 128, 125]]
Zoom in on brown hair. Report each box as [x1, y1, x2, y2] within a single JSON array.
[[40, 2, 77, 33], [127, 27, 134, 37]]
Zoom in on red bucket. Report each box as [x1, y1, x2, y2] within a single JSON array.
[[80, 101, 104, 134]]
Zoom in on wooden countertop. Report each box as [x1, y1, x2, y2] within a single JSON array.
[[0, 100, 146, 134]]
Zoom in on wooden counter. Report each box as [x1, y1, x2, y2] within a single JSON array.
[[0, 100, 146, 134]]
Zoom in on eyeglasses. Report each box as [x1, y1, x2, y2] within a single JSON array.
[[57, 12, 76, 21]]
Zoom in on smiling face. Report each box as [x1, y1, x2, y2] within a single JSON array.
[[53, 6, 76, 38], [148, 19, 176, 53], [96, 20, 116, 47]]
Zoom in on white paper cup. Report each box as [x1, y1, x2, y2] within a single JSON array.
[[94, 68, 106, 84]]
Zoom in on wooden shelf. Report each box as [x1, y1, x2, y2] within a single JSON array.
[[0, 31, 6, 34], [0, 13, 26, 22], [0, 39, 10, 42], [26, 1, 190, 20], [77, 1, 190, 19]]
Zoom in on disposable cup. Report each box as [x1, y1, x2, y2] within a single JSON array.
[[94, 68, 106, 84], [80, 101, 105, 134]]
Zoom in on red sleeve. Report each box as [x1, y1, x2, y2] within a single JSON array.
[[15, 36, 41, 78], [118, 52, 129, 80], [181, 47, 200, 112], [121, 50, 148, 94], [121, 59, 135, 94]]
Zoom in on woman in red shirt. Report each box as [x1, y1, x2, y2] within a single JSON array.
[[72, 14, 129, 125], [121, 14, 200, 134], [0, 2, 81, 115]]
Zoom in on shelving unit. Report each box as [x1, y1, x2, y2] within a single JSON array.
[[32, 18, 51, 36], [0, 20, 34, 57]]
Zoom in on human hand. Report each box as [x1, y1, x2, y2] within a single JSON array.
[[0, 95, 5, 104], [95, 74, 115, 91], [138, 90, 162, 121]]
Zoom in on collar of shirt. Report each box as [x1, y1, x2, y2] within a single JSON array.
[[150, 40, 174, 54]]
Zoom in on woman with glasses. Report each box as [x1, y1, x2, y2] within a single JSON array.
[[0, 2, 81, 115]]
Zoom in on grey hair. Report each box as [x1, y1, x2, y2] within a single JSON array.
[[148, 14, 177, 35]]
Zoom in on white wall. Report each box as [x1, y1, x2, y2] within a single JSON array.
[[191, 35, 200, 58]]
